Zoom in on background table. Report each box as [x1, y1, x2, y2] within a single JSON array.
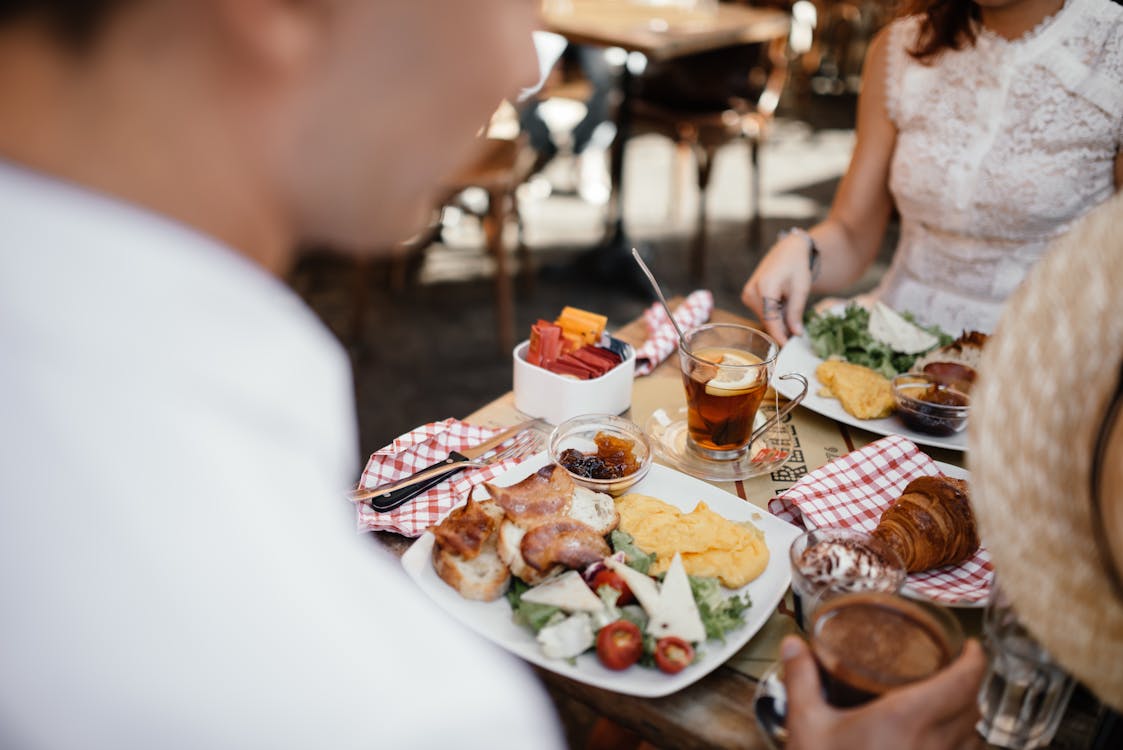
[[537, 2, 791, 286]]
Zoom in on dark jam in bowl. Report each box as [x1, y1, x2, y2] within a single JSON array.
[[893, 378, 969, 437], [558, 432, 640, 479]]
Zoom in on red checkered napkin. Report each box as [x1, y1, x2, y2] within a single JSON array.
[[354, 419, 537, 537], [633, 289, 713, 376], [769, 435, 993, 605]]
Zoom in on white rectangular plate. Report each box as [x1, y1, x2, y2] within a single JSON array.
[[774, 336, 967, 452], [400, 453, 803, 697]]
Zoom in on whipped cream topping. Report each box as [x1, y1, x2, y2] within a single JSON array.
[[798, 539, 902, 592]]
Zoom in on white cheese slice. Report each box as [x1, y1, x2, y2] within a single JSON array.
[[521, 570, 603, 612], [645, 553, 707, 644], [537, 612, 595, 659], [868, 301, 939, 355], [604, 557, 661, 613]]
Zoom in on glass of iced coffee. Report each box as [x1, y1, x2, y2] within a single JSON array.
[[678, 323, 779, 460], [809, 592, 964, 708], [754, 592, 964, 746]]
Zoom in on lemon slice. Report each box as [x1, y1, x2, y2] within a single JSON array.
[[704, 351, 764, 394]]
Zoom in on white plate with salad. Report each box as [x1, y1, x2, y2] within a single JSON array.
[[400, 453, 804, 698], [774, 304, 967, 452]]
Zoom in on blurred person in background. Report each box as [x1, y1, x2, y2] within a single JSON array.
[[520, 43, 617, 174], [0, 1, 561, 748], [741, 0, 1123, 341]]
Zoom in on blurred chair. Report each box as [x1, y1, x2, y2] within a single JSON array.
[[629, 28, 791, 278], [424, 132, 538, 355], [369, 101, 538, 355]]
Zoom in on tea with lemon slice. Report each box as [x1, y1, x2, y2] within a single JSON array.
[[682, 346, 769, 456]]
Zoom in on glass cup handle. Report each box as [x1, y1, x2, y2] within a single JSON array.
[[750, 373, 809, 446]]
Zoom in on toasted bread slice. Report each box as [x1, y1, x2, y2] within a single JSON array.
[[431, 499, 510, 601], [497, 519, 559, 585], [816, 360, 895, 420], [569, 486, 619, 536]]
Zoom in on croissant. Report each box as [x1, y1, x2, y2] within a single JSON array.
[[872, 476, 979, 572]]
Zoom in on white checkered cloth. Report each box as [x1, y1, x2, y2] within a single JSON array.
[[633, 289, 713, 376], [354, 419, 536, 537], [769, 435, 993, 605]]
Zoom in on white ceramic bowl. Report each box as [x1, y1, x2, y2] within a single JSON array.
[[512, 338, 635, 425]]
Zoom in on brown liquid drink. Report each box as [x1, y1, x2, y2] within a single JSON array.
[[810, 592, 961, 708], [681, 345, 768, 456]]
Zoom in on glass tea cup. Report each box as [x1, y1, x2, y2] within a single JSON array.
[[678, 324, 807, 460]]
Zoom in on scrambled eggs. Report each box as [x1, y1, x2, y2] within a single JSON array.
[[615, 494, 769, 588]]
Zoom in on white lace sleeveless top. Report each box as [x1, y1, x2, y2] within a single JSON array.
[[874, 0, 1123, 333]]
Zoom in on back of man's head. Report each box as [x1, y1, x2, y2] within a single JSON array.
[[0, 0, 539, 272]]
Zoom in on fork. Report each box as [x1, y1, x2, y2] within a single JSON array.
[[352, 430, 545, 512]]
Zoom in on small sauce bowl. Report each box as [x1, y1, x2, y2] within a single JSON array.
[[548, 414, 652, 496], [892, 374, 970, 436]]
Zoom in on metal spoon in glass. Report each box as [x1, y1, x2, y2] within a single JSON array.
[[631, 248, 689, 353]]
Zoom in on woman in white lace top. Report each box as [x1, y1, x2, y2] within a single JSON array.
[[741, 0, 1123, 341]]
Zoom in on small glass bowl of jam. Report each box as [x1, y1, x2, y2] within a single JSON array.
[[891, 373, 970, 436], [549, 414, 652, 496]]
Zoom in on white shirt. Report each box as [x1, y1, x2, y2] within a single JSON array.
[[875, 0, 1123, 333], [0, 162, 562, 749]]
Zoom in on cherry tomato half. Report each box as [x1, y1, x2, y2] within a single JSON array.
[[596, 620, 644, 671], [591, 569, 635, 605], [654, 637, 695, 675]]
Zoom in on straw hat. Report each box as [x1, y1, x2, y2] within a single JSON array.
[[970, 191, 1123, 711]]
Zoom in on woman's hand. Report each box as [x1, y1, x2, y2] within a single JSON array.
[[780, 635, 987, 750], [741, 234, 815, 345]]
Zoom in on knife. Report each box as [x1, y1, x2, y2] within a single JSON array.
[[351, 420, 538, 512]]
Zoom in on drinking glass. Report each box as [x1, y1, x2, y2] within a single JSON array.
[[810, 592, 964, 708], [679, 324, 800, 460], [753, 592, 964, 748], [976, 584, 1076, 749], [788, 528, 907, 631]]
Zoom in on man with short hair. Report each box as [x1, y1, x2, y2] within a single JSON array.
[[0, 2, 560, 748]]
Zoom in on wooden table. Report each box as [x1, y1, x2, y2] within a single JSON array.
[[542, 1, 791, 63], [372, 303, 968, 749], [449, 304, 1116, 749]]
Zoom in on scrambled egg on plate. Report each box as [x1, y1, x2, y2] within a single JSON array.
[[615, 494, 769, 588]]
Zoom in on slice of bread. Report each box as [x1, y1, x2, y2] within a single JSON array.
[[569, 486, 619, 536], [431, 499, 510, 601]]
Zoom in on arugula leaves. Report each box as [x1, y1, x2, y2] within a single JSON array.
[[804, 304, 950, 378], [610, 529, 656, 574]]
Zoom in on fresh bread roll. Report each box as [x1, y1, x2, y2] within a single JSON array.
[[872, 476, 979, 572], [431, 499, 511, 601]]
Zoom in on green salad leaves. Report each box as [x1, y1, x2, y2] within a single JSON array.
[[804, 304, 951, 378], [689, 576, 751, 642], [610, 529, 656, 574], [506, 579, 562, 633]]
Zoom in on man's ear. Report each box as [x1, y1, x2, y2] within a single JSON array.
[[203, 0, 327, 76]]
